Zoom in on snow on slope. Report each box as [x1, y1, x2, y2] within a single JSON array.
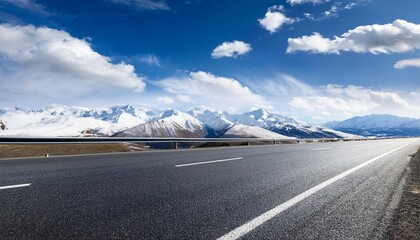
[[404, 119, 420, 128], [82, 105, 155, 123], [224, 108, 298, 129], [221, 108, 353, 139], [331, 114, 416, 129], [115, 109, 207, 138], [0, 105, 364, 138], [221, 124, 295, 139], [0, 105, 152, 137], [188, 107, 233, 133], [268, 122, 356, 139], [325, 114, 420, 137], [314, 127, 363, 139]]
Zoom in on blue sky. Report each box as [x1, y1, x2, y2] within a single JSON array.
[[0, 0, 420, 122]]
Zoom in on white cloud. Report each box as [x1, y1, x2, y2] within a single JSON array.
[[253, 74, 316, 98], [0, 0, 49, 15], [138, 54, 161, 67], [108, 0, 170, 10], [157, 71, 270, 112], [290, 84, 420, 119], [211, 40, 252, 59], [287, 19, 420, 54], [176, 95, 192, 103], [301, 1, 366, 21], [258, 5, 295, 34], [246, 73, 420, 120], [157, 96, 174, 104], [323, 4, 339, 17], [344, 2, 357, 9], [286, 0, 329, 5], [0, 24, 146, 102], [288, 32, 334, 53], [394, 58, 420, 69]]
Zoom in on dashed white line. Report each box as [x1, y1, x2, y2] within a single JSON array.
[[217, 142, 412, 240], [311, 147, 333, 151], [0, 183, 31, 190], [175, 157, 243, 167]]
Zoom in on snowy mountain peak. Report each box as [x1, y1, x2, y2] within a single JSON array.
[[187, 108, 233, 134], [188, 106, 217, 114], [116, 109, 206, 138], [35, 104, 88, 116], [247, 108, 269, 120], [0, 104, 366, 139], [160, 109, 182, 118]]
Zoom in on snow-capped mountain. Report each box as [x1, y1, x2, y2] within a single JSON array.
[[188, 107, 234, 136], [114, 109, 207, 138], [269, 123, 346, 139], [81, 105, 156, 123], [224, 108, 298, 129], [223, 108, 351, 139], [0, 104, 154, 137], [325, 114, 420, 137], [0, 104, 358, 139]]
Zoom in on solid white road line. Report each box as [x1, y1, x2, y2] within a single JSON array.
[[175, 157, 243, 167], [217, 142, 412, 240], [0, 183, 31, 190], [311, 147, 333, 151]]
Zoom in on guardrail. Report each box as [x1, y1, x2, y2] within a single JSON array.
[[0, 137, 369, 149]]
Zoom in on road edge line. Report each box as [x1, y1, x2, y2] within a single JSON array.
[[217, 142, 413, 240]]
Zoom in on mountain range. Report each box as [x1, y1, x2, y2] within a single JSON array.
[[0, 105, 357, 139], [325, 114, 420, 137]]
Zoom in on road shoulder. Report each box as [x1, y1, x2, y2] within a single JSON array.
[[387, 148, 420, 239]]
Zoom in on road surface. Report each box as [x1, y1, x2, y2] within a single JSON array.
[[1, 138, 419, 239]]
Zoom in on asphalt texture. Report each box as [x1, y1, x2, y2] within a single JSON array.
[[0, 138, 419, 240]]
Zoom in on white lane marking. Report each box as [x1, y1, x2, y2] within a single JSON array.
[[311, 147, 333, 151], [0, 183, 31, 190], [175, 157, 243, 167], [217, 142, 412, 240]]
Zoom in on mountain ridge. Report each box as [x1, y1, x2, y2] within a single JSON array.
[[325, 114, 420, 137], [0, 104, 359, 139]]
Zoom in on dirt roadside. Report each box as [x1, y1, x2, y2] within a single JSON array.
[[387, 148, 420, 239], [0, 143, 146, 159]]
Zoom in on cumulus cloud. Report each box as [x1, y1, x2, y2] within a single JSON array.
[[246, 74, 420, 120], [258, 5, 295, 33], [108, 0, 170, 10], [157, 71, 270, 112], [287, 19, 420, 54], [0, 24, 146, 102], [211, 40, 252, 59], [394, 58, 420, 69], [290, 84, 420, 119]]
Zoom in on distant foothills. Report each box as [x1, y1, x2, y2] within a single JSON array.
[[0, 105, 419, 139]]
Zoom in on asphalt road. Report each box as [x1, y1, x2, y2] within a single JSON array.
[[1, 138, 419, 239]]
